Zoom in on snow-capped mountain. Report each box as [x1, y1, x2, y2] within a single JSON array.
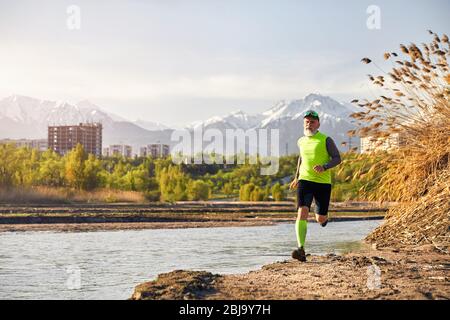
[[75, 100, 128, 123], [261, 93, 357, 127], [0, 93, 360, 155], [187, 109, 264, 131], [133, 119, 170, 131], [0, 95, 173, 153], [185, 93, 359, 154], [0, 95, 122, 137]]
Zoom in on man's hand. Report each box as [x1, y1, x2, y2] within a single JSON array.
[[289, 179, 298, 190], [313, 165, 325, 173]]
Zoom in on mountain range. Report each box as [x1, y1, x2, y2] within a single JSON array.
[[0, 94, 359, 155]]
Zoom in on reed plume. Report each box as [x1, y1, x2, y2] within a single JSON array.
[[350, 31, 449, 251]]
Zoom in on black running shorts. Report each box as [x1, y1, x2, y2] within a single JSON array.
[[296, 179, 332, 216]]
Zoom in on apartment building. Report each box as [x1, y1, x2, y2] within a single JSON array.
[[48, 123, 102, 157]]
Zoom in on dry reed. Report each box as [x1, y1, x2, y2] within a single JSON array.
[[351, 31, 450, 252]]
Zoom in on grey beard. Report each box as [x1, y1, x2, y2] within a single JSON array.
[[304, 128, 318, 137]]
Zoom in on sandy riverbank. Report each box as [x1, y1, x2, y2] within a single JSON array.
[[130, 244, 449, 300]]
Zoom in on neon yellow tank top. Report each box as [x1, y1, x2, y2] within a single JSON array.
[[297, 131, 332, 184]]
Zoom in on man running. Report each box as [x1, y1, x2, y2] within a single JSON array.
[[289, 110, 342, 262]]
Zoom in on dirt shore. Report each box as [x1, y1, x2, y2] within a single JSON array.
[[0, 220, 279, 232], [0, 201, 385, 232], [0, 201, 390, 214], [130, 244, 449, 300], [0, 216, 383, 232]]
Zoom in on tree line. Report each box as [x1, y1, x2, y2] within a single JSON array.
[[0, 142, 384, 202]]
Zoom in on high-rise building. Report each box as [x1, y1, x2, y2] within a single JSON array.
[[139, 146, 148, 157], [140, 143, 170, 158], [103, 144, 132, 158], [48, 123, 102, 157]]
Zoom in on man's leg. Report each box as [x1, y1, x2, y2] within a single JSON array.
[[296, 206, 309, 248], [293, 207, 308, 261], [295, 180, 313, 248], [315, 213, 328, 225], [313, 183, 332, 227], [293, 180, 313, 261]]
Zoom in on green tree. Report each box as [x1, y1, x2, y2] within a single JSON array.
[[250, 186, 264, 201], [0, 144, 20, 187], [263, 185, 271, 201], [173, 180, 188, 201], [107, 161, 129, 189], [83, 154, 102, 190], [271, 182, 284, 201], [20, 148, 40, 186], [188, 180, 210, 201], [10, 147, 28, 186], [65, 144, 87, 190], [143, 177, 161, 201], [239, 183, 255, 201], [159, 165, 190, 202], [38, 150, 65, 187], [222, 182, 234, 197]]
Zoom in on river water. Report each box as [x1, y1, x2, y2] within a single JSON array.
[[0, 220, 381, 300]]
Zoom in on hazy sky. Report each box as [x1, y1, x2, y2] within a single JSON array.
[[0, 0, 448, 127]]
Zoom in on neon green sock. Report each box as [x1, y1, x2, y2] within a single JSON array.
[[295, 219, 307, 248]]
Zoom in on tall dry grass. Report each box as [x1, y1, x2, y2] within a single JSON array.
[[0, 187, 68, 204], [350, 31, 450, 251], [0, 186, 147, 204]]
